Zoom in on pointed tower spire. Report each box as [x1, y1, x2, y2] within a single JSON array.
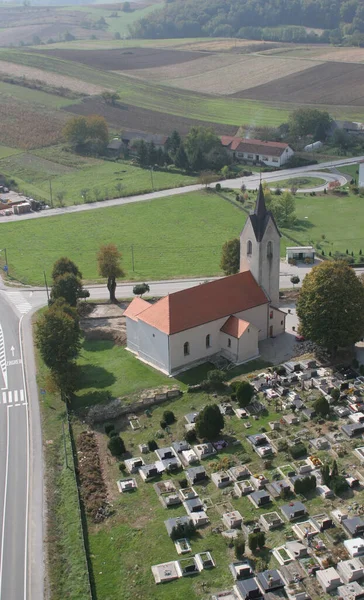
[[254, 183, 267, 220]]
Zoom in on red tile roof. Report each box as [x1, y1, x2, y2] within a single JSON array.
[[138, 271, 268, 335], [220, 316, 251, 338], [221, 136, 290, 157], [123, 297, 151, 321]]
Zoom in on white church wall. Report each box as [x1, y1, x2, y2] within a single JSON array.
[[260, 222, 280, 307], [237, 325, 259, 363], [169, 318, 227, 371], [270, 307, 286, 337], [239, 218, 256, 276], [235, 304, 268, 341], [125, 317, 140, 352], [136, 321, 170, 372], [220, 331, 238, 362]]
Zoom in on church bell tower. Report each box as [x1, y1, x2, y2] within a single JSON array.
[[239, 184, 281, 307]]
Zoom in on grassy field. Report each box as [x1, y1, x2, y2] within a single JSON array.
[[0, 144, 22, 159], [66, 3, 163, 36], [2, 189, 364, 285], [35, 335, 92, 600], [269, 176, 325, 189], [0, 146, 196, 205], [0, 80, 78, 109]]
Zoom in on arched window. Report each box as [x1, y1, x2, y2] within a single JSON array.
[[267, 241, 273, 258], [183, 342, 190, 356], [247, 240, 252, 256], [227, 338, 231, 348], [206, 334, 211, 348]]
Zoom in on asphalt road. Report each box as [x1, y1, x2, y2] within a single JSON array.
[[0, 154, 362, 224], [0, 294, 29, 600]]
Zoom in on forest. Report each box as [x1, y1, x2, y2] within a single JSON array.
[[131, 0, 364, 44]]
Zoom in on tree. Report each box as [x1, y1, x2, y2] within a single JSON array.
[[234, 381, 255, 408], [136, 140, 148, 167], [296, 261, 364, 353], [313, 395, 330, 417], [97, 244, 124, 303], [174, 144, 189, 171], [101, 91, 120, 105], [321, 463, 330, 486], [133, 283, 150, 297], [87, 115, 109, 150], [167, 130, 181, 157], [185, 126, 221, 160], [234, 535, 245, 559], [62, 116, 88, 147], [35, 300, 82, 374], [50, 272, 86, 307], [52, 257, 82, 281], [330, 388, 340, 401], [198, 171, 218, 187], [273, 192, 296, 227], [331, 459, 339, 479], [221, 238, 240, 275], [248, 533, 258, 553], [290, 275, 300, 288], [147, 141, 157, 166], [289, 108, 332, 140], [195, 404, 224, 440], [108, 435, 126, 456], [163, 410, 175, 425]]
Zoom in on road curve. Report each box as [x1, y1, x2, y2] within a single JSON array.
[[0, 155, 361, 224]]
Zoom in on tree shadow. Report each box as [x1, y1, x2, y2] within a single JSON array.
[[71, 389, 114, 411], [75, 364, 116, 390], [289, 218, 314, 232], [82, 340, 115, 353]]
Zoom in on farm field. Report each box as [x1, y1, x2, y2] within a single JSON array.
[[1, 189, 364, 286], [264, 44, 364, 63], [0, 80, 79, 109], [0, 146, 196, 205]]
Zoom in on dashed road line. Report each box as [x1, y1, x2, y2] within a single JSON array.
[[0, 324, 7, 389], [0, 390, 27, 406], [5, 292, 32, 315]]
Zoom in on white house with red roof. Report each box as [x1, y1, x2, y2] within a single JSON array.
[[221, 136, 294, 167], [124, 186, 285, 375]]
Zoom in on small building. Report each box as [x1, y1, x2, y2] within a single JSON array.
[[260, 512, 284, 531], [337, 558, 364, 584], [256, 569, 285, 593], [270, 480, 291, 496], [281, 502, 307, 522], [250, 490, 271, 508], [316, 567, 342, 593], [195, 552, 215, 570], [337, 582, 364, 600], [221, 136, 294, 167], [139, 463, 159, 481], [234, 577, 262, 599], [342, 516, 364, 537], [186, 466, 207, 485], [344, 539, 364, 558], [342, 422, 364, 438], [155, 447, 178, 461], [181, 449, 199, 465], [125, 457, 144, 473], [304, 140, 323, 152], [172, 440, 190, 454], [212, 471, 232, 489], [228, 465, 251, 481], [179, 486, 197, 501], [223, 511, 243, 529], [151, 560, 181, 584], [184, 497, 204, 514], [286, 246, 315, 263], [285, 541, 308, 559], [316, 485, 333, 499], [229, 560, 254, 581], [179, 556, 199, 576], [234, 481, 254, 497], [194, 443, 216, 460], [117, 477, 137, 492]]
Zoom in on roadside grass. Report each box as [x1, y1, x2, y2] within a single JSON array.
[[269, 176, 325, 189], [34, 322, 91, 600], [0, 191, 246, 285], [73, 340, 174, 411], [336, 163, 359, 181], [0, 80, 79, 109], [0, 146, 196, 204]]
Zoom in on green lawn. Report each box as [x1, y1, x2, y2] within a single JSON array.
[[0, 144, 22, 159], [0, 146, 196, 205], [0, 191, 246, 285], [0, 80, 79, 109], [269, 176, 325, 189], [337, 163, 359, 181]]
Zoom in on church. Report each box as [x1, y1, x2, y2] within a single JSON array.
[[124, 185, 286, 375]]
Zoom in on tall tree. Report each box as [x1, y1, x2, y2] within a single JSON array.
[[174, 144, 189, 171], [97, 244, 124, 303], [221, 238, 240, 275], [52, 257, 82, 281], [36, 299, 82, 374], [289, 108, 332, 140], [296, 260, 364, 352], [50, 272, 86, 307], [195, 404, 224, 440], [136, 140, 148, 167], [62, 116, 88, 147], [167, 130, 182, 157]]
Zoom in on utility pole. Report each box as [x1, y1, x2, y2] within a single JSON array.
[[0, 248, 8, 276], [49, 177, 53, 208], [150, 167, 154, 192], [43, 270, 50, 304]]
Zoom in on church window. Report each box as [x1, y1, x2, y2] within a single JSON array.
[[267, 241, 273, 258], [184, 342, 190, 356], [270, 310, 273, 319], [227, 338, 231, 348], [247, 240, 252, 256], [281, 320, 283, 325], [206, 334, 211, 348]]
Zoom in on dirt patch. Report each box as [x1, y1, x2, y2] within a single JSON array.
[[175, 39, 285, 52], [77, 430, 109, 522], [80, 302, 127, 345], [233, 61, 364, 106], [64, 96, 239, 136], [37, 47, 203, 71], [0, 60, 108, 95]]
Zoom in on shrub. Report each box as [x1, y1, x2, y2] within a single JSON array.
[[160, 420, 167, 429], [215, 183, 221, 191], [178, 478, 187, 489], [108, 435, 126, 456], [195, 404, 224, 439], [294, 475, 316, 495], [248, 531, 265, 553], [207, 369, 226, 389], [163, 410, 176, 425], [290, 442, 307, 459], [147, 439, 158, 451], [118, 462, 125, 471], [234, 535, 245, 559], [104, 423, 115, 435], [330, 388, 340, 401], [234, 381, 255, 408], [109, 429, 119, 438], [170, 521, 196, 541], [277, 439, 288, 451], [313, 396, 330, 417], [331, 475, 349, 495], [185, 429, 197, 443]]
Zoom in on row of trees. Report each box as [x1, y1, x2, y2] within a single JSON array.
[[63, 115, 109, 154]]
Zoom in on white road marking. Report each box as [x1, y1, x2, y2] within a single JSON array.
[[2, 393, 6, 404], [0, 390, 26, 406], [20, 390, 24, 403], [19, 315, 29, 600], [6, 292, 32, 315], [0, 405, 10, 597], [8, 392, 12, 404], [14, 391, 18, 403], [0, 324, 7, 390]]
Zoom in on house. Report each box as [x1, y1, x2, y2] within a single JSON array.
[[342, 516, 364, 537], [281, 502, 307, 521], [316, 567, 342, 593], [121, 130, 169, 153], [212, 471, 232, 488], [124, 186, 285, 375], [221, 136, 294, 167], [337, 582, 364, 600], [344, 539, 364, 558], [230, 561, 254, 580], [185, 466, 207, 485], [256, 569, 285, 593], [286, 246, 315, 263], [234, 577, 263, 599], [337, 558, 364, 584], [250, 490, 271, 508]]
